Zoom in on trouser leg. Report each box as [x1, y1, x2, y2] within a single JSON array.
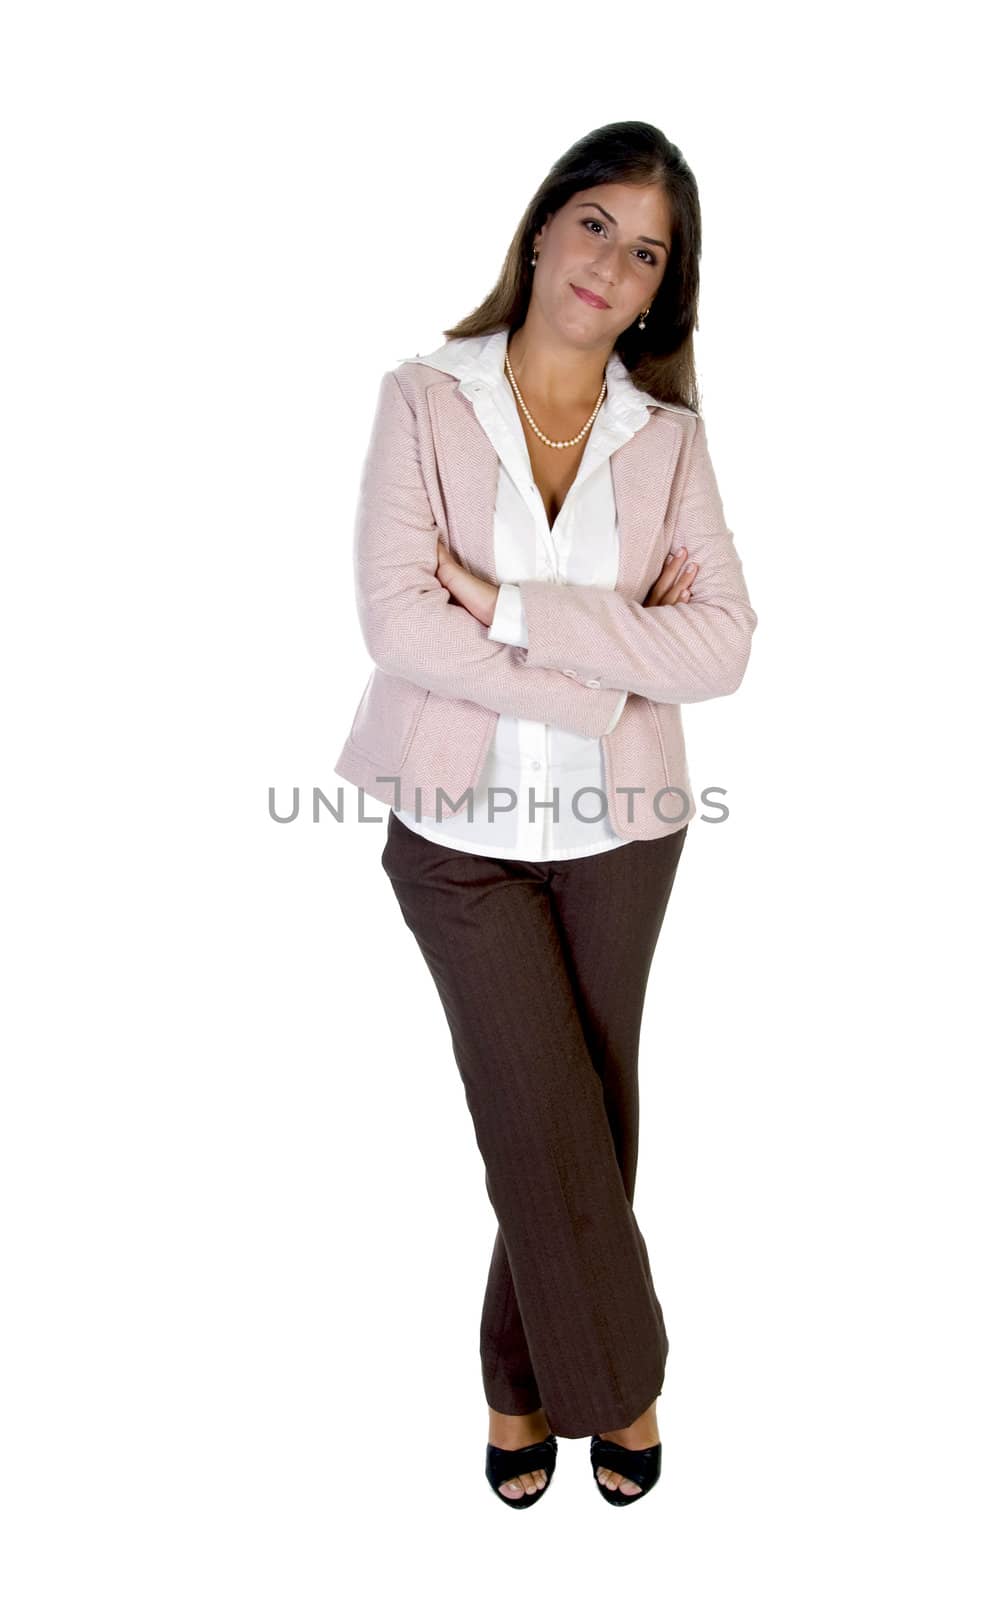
[[549, 825, 689, 1203], [380, 811, 687, 1439], [478, 1200, 543, 1416], [475, 826, 689, 1427]]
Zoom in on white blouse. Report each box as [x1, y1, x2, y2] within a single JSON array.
[[393, 325, 661, 861]]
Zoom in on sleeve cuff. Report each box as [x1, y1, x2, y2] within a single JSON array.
[[602, 690, 627, 736], [487, 583, 528, 647]]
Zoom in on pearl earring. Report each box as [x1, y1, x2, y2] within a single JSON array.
[[638, 307, 650, 330]]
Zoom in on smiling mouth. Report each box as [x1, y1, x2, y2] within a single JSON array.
[[570, 283, 611, 309]]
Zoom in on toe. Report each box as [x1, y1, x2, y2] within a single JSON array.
[[597, 1465, 642, 1495], [499, 1478, 524, 1498]]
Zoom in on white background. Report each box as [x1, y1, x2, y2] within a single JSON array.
[[2, 1, 986, 1594]]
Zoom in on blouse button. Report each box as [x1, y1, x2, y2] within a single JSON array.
[[562, 668, 577, 678], [586, 678, 601, 689]]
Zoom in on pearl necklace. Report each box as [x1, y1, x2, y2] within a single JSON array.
[[503, 350, 607, 450]]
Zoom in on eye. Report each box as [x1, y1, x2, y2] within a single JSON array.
[[581, 217, 657, 267]]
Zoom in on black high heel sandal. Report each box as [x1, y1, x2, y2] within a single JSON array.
[[589, 1434, 662, 1506], [485, 1434, 558, 1508]]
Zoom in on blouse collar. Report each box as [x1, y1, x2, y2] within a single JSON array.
[[403, 326, 678, 427]]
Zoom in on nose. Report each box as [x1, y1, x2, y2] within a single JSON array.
[[591, 241, 620, 287]]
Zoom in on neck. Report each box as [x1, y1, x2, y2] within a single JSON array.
[[506, 322, 610, 413]]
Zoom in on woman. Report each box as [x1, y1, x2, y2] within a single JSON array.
[[334, 120, 757, 1508]]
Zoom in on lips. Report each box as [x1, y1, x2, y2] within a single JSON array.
[[570, 282, 610, 310]]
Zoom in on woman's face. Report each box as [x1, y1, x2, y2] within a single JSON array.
[[532, 181, 673, 346]]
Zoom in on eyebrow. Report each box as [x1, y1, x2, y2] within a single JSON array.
[[576, 202, 669, 254]]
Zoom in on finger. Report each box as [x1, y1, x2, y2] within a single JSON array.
[[648, 548, 690, 604], [658, 548, 686, 589], [667, 559, 696, 603], [645, 565, 671, 605]]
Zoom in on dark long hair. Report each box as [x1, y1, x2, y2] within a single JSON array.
[[443, 121, 703, 413]]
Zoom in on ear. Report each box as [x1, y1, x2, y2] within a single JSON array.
[[532, 209, 556, 251]]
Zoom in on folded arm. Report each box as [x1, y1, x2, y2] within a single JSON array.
[[352, 371, 624, 738], [514, 416, 758, 704], [489, 582, 628, 734]]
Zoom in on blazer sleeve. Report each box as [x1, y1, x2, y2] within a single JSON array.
[[515, 415, 758, 704], [352, 371, 624, 737]]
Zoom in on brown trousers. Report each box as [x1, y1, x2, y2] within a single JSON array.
[[380, 808, 688, 1439]]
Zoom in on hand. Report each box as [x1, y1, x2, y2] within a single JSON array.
[[644, 547, 696, 607], [435, 536, 499, 628]]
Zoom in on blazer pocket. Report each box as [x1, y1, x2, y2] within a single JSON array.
[[346, 669, 429, 772]]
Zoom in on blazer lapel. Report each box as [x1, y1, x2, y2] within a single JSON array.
[[428, 379, 684, 601], [426, 382, 499, 573], [611, 411, 684, 597]]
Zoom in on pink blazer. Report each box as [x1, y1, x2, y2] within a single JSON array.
[[333, 358, 757, 841]]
